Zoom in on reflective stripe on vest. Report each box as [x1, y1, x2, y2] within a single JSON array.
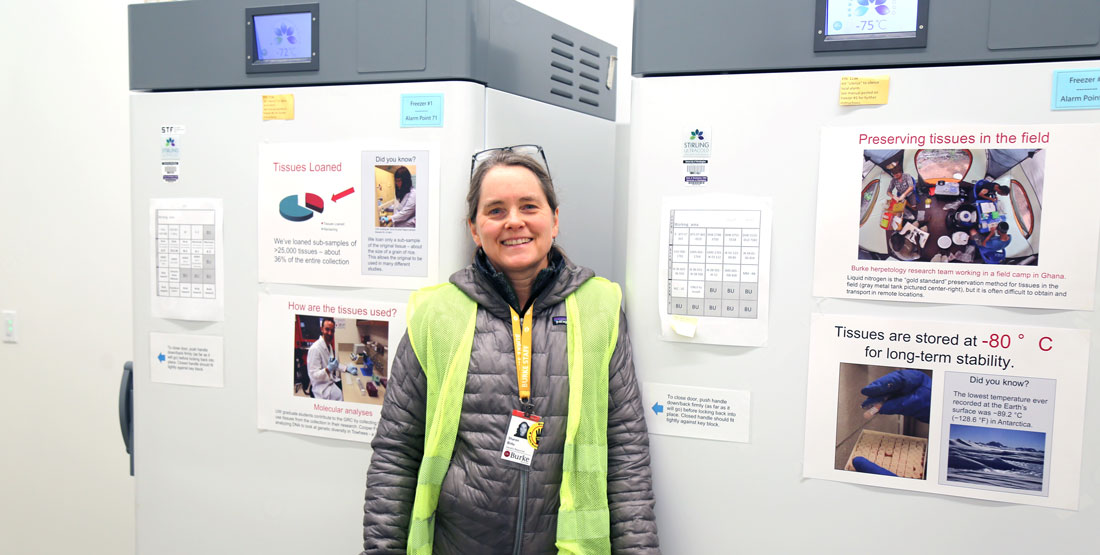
[[405, 278, 621, 555]]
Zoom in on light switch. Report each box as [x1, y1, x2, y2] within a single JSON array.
[[2, 310, 16, 343]]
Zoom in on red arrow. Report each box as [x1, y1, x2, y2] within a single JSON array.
[[331, 187, 355, 202]]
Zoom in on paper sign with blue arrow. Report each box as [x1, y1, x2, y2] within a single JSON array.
[[644, 383, 750, 443], [149, 332, 224, 388]]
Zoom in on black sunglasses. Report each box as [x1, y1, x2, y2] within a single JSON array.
[[470, 144, 551, 178]]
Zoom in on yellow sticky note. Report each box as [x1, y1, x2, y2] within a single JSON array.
[[670, 315, 698, 338], [838, 76, 890, 106], [262, 94, 295, 120]]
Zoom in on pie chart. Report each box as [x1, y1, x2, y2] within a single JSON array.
[[279, 193, 324, 222]]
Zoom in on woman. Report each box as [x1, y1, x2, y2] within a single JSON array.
[[362, 147, 659, 554], [390, 166, 416, 228]]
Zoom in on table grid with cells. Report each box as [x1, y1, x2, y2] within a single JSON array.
[[156, 209, 217, 299], [667, 209, 760, 319]]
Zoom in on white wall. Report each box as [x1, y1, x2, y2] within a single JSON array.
[[0, 2, 631, 554], [0, 1, 136, 554]]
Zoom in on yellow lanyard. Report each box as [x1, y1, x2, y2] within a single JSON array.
[[509, 305, 533, 405]]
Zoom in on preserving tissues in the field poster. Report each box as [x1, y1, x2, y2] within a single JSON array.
[[812, 124, 1100, 310], [803, 313, 1088, 509], [256, 292, 406, 443]]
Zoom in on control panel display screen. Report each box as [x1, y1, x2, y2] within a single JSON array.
[[253, 12, 312, 62], [824, 0, 919, 38]]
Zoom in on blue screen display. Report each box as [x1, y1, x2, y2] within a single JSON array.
[[254, 12, 312, 61]]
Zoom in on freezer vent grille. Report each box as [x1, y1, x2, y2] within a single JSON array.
[[549, 34, 601, 108]]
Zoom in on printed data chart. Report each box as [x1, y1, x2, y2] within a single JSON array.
[[667, 209, 760, 319], [155, 209, 217, 299]]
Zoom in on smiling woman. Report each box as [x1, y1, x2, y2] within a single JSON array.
[[468, 162, 559, 307], [361, 147, 660, 554]]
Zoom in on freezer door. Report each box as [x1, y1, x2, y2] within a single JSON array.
[[626, 60, 1100, 553], [129, 81, 484, 555]]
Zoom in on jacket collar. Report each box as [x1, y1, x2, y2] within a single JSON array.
[[451, 246, 593, 319], [472, 247, 562, 313]]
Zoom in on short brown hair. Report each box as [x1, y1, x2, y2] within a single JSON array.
[[467, 151, 557, 223]]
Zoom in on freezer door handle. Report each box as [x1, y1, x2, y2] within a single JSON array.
[[118, 361, 134, 476]]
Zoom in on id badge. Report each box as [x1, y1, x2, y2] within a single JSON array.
[[500, 410, 543, 466]]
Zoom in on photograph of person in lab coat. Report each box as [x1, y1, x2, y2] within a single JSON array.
[[376, 165, 416, 228], [293, 315, 392, 404], [306, 317, 343, 401]]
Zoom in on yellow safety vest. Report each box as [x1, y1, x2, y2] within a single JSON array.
[[404, 277, 621, 555]]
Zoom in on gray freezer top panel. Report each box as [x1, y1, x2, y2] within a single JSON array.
[[632, 0, 1100, 76], [129, 0, 616, 120]]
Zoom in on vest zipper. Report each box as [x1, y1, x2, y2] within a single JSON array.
[[512, 470, 528, 555]]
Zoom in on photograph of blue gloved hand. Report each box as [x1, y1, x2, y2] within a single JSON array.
[[837, 364, 931, 479], [860, 369, 932, 423], [851, 456, 898, 476], [327, 355, 340, 373]]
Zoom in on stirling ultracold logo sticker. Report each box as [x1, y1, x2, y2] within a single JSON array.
[[681, 127, 711, 185]]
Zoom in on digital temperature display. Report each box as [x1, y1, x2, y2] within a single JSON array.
[[245, 3, 319, 74], [254, 12, 313, 62], [814, 0, 927, 52], [825, 0, 918, 38]]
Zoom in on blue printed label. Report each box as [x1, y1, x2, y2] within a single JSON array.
[[1051, 69, 1100, 110], [400, 94, 444, 127]]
